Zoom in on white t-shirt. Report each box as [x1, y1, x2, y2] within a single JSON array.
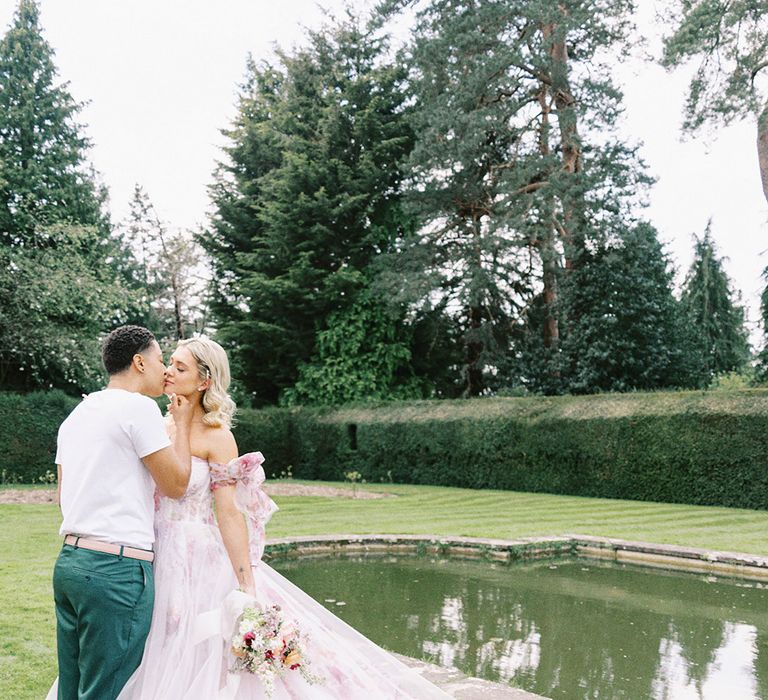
[[56, 388, 171, 549]]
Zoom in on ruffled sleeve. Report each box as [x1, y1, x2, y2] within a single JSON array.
[[209, 451, 279, 563]]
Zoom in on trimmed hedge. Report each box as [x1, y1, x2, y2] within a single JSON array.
[[6, 389, 768, 510], [232, 407, 293, 479], [0, 392, 294, 483], [250, 391, 768, 510], [0, 390, 79, 483]]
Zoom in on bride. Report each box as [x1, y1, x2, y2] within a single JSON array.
[[85, 336, 449, 698]]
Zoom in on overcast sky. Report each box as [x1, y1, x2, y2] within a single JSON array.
[[2, 0, 766, 344]]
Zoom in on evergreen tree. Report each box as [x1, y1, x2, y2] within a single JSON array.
[[0, 0, 138, 393], [679, 224, 750, 383], [662, 1, 768, 204], [0, 0, 106, 244], [206, 15, 415, 404], [559, 223, 692, 393], [379, 0, 648, 395], [204, 58, 284, 404]]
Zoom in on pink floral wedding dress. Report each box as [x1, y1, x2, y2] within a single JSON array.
[[110, 452, 451, 699]]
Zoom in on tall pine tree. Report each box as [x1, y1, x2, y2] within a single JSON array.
[[378, 0, 647, 396]]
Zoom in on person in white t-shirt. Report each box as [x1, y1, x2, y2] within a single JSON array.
[[50, 325, 194, 700]]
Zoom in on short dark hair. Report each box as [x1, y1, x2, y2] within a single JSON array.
[[102, 325, 157, 375]]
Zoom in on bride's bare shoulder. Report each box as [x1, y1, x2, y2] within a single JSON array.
[[204, 425, 238, 464]]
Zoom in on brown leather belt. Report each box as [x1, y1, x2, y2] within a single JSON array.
[[63, 534, 155, 563]]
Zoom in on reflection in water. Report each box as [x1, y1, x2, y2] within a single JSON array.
[[484, 629, 541, 683], [271, 555, 768, 700], [423, 596, 464, 667], [654, 622, 760, 699]]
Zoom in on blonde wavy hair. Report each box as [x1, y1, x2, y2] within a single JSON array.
[[176, 336, 237, 429]]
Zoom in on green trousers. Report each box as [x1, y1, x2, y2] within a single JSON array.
[[53, 543, 154, 700]]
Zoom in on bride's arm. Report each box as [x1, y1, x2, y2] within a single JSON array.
[[215, 485, 256, 594], [209, 431, 256, 595]]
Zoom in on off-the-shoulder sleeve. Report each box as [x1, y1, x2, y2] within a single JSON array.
[[209, 451, 279, 563]]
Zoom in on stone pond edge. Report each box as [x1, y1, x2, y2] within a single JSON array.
[[263, 532, 768, 581]]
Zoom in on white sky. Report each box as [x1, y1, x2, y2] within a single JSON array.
[[2, 0, 766, 344]]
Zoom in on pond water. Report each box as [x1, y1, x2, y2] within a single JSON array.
[[270, 554, 768, 700]]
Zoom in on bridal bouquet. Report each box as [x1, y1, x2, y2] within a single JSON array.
[[229, 603, 323, 695]]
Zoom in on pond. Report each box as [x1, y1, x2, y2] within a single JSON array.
[[270, 554, 768, 700]]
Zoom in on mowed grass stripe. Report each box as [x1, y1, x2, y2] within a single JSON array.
[[527, 509, 762, 527], [492, 498, 754, 519], [340, 497, 712, 525], [285, 487, 762, 521]]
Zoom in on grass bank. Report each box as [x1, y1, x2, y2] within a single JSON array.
[[4, 482, 768, 698]]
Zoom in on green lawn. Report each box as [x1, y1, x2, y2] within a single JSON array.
[[3, 481, 768, 699], [0, 483, 54, 490]]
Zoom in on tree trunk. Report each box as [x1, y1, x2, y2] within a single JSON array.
[[463, 303, 484, 397], [758, 102, 768, 205], [542, 12, 583, 269], [171, 271, 184, 340], [541, 230, 559, 350], [463, 217, 485, 397], [536, 81, 559, 350]]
